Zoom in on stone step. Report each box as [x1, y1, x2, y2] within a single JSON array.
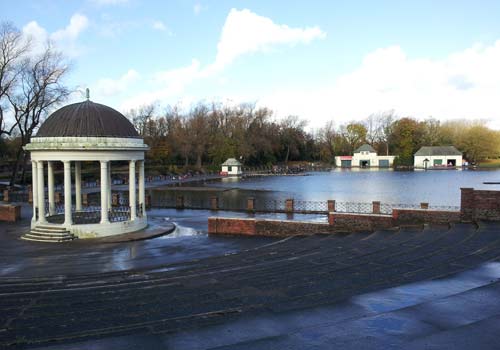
[[21, 227, 77, 242], [21, 234, 76, 243], [31, 227, 70, 234], [29, 230, 72, 238], [34, 224, 68, 232]]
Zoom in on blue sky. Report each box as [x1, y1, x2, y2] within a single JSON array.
[[3, 0, 500, 129]]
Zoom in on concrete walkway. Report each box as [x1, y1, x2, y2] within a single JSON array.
[[1, 208, 500, 349]]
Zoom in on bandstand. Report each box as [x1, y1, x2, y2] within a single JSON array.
[[23, 96, 149, 241]]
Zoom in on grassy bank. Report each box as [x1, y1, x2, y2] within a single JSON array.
[[478, 159, 500, 168]]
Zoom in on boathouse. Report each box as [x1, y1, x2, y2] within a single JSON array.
[[335, 144, 396, 168], [414, 146, 463, 168], [221, 158, 242, 176]]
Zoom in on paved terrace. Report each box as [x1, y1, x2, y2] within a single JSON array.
[[1, 208, 500, 349]]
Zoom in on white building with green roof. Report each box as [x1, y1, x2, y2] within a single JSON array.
[[414, 146, 463, 168], [221, 158, 242, 176], [335, 144, 396, 168]]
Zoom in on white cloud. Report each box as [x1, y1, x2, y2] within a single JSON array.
[[22, 14, 88, 57], [51, 14, 88, 42], [121, 60, 202, 110], [258, 41, 500, 130], [95, 69, 140, 96], [119, 9, 325, 110], [22, 21, 49, 52], [208, 8, 326, 72]]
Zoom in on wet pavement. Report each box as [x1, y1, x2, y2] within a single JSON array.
[[1, 206, 500, 349]]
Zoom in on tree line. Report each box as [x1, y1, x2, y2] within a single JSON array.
[[130, 104, 500, 170]]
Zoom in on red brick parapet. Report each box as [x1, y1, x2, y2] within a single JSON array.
[[0, 204, 21, 222], [460, 188, 500, 222], [209, 217, 256, 235], [247, 197, 255, 211], [394, 208, 460, 225], [209, 208, 464, 237]]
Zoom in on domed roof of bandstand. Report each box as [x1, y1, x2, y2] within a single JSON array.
[[36, 100, 139, 139]]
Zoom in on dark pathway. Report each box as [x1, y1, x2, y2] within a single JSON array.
[[1, 215, 500, 348]]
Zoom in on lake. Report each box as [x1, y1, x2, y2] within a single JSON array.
[[152, 168, 500, 207]]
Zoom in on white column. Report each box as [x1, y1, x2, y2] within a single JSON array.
[[63, 161, 73, 226], [37, 161, 46, 223], [100, 161, 109, 224], [47, 161, 55, 215], [75, 161, 82, 211], [108, 162, 112, 209], [32, 161, 38, 223], [139, 160, 146, 218], [129, 160, 136, 220]]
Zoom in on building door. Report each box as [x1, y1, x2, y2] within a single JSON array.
[[378, 159, 389, 167], [433, 159, 443, 166], [341, 160, 352, 168], [360, 160, 370, 167]]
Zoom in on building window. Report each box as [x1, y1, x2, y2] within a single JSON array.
[[228, 166, 232, 172]]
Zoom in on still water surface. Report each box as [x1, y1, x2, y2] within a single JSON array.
[[155, 169, 500, 206]]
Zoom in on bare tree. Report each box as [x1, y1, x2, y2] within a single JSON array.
[[188, 103, 210, 169], [7, 44, 70, 185], [317, 120, 336, 162], [364, 114, 379, 145], [0, 22, 30, 137], [279, 115, 307, 164], [375, 110, 397, 155], [127, 104, 156, 136]]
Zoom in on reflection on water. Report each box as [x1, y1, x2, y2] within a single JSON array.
[[151, 169, 500, 206]]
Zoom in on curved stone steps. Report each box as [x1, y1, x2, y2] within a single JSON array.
[[3, 223, 500, 348], [20, 224, 77, 243]]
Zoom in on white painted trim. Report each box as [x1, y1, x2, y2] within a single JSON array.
[[30, 150, 145, 161], [25, 136, 149, 151]]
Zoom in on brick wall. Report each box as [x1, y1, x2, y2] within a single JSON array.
[[209, 217, 339, 236], [393, 209, 460, 225], [209, 210, 463, 237], [208, 217, 256, 235], [329, 212, 394, 231], [0, 205, 21, 222], [255, 219, 336, 236], [460, 188, 500, 222], [209, 216, 392, 237], [460, 188, 475, 222]]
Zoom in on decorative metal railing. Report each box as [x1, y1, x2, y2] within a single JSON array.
[[151, 196, 460, 215]]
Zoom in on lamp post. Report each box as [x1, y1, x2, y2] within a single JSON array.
[[424, 158, 429, 171]]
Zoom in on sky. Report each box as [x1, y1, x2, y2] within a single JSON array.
[[2, 0, 500, 130]]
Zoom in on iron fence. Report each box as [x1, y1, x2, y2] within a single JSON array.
[[335, 202, 373, 214], [254, 199, 287, 212], [294, 200, 329, 213], [149, 196, 461, 215]]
